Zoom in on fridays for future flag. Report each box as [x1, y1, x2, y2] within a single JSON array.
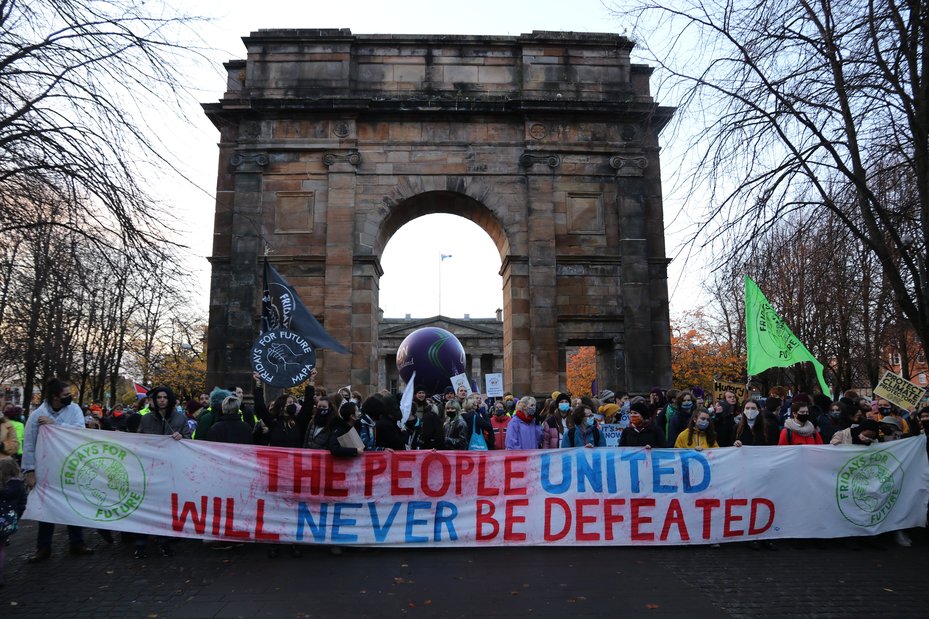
[[262, 262, 349, 353], [745, 276, 831, 398]]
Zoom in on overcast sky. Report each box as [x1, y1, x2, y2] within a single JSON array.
[[168, 0, 703, 320]]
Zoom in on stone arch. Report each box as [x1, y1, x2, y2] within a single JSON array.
[[204, 29, 674, 398], [372, 187, 511, 261]]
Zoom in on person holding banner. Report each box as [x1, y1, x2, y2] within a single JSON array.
[[22, 378, 95, 562], [778, 395, 823, 445], [326, 402, 363, 457], [673, 408, 719, 450], [443, 400, 468, 450], [462, 394, 495, 450], [253, 372, 315, 449], [732, 399, 778, 446], [618, 401, 665, 448], [561, 405, 606, 448], [489, 400, 511, 449], [505, 396, 542, 450]]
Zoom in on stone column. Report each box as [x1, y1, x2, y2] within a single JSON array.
[[207, 150, 266, 391], [323, 154, 359, 389], [525, 172, 560, 395], [614, 158, 655, 393], [501, 255, 529, 396]]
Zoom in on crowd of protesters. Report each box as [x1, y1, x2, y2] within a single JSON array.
[[1, 372, 929, 581]]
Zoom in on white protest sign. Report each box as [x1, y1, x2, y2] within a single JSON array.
[[450, 373, 472, 396], [599, 423, 623, 446], [485, 373, 504, 397]]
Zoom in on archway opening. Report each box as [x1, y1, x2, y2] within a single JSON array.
[[380, 213, 502, 319], [374, 191, 510, 394]]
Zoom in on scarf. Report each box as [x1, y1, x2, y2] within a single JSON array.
[[515, 410, 533, 424], [784, 417, 815, 437]]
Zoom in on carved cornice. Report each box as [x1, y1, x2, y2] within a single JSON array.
[[323, 150, 361, 167], [519, 151, 561, 169]]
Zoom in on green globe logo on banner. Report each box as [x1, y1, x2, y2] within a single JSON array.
[[60, 441, 147, 522], [836, 450, 904, 526]]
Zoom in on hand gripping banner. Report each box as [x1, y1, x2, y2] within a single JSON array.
[[25, 427, 929, 546]]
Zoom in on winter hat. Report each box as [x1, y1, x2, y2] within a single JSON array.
[[209, 387, 232, 411], [691, 386, 705, 399], [598, 390, 616, 404], [444, 386, 455, 395], [361, 396, 387, 420], [415, 385, 426, 394], [599, 403, 620, 418], [630, 401, 651, 418], [554, 392, 571, 405], [879, 416, 902, 431], [858, 419, 880, 433]]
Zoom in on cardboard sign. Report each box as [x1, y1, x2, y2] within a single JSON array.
[[485, 373, 504, 397], [337, 427, 366, 452], [873, 371, 926, 411], [712, 379, 746, 404], [450, 373, 472, 396]]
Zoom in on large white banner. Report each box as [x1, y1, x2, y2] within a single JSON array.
[[24, 427, 929, 546]]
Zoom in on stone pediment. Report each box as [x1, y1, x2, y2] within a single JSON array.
[[380, 315, 502, 338]]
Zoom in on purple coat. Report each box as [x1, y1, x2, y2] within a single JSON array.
[[505, 415, 543, 450]]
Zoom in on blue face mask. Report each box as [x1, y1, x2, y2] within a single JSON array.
[[558, 402, 570, 412], [585, 416, 595, 427], [682, 401, 693, 410], [696, 419, 709, 430], [527, 407, 536, 415]]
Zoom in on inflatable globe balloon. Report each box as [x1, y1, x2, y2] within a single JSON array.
[[396, 327, 466, 394]]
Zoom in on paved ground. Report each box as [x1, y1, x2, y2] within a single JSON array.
[[2, 521, 928, 618]]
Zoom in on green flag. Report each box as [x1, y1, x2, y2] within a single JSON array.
[[744, 276, 832, 398]]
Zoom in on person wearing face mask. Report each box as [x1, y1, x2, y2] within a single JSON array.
[[253, 369, 316, 449], [22, 378, 95, 562], [490, 402, 512, 449], [778, 394, 823, 445], [618, 401, 665, 448], [562, 406, 606, 448], [674, 408, 718, 449], [812, 394, 840, 443], [443, 400, 468, 450], [830, 418, 879, 445], [539, 400, 562, 449], [665, 390, 696, 445], [733, 399, 779, 446], [506, 396, 543, 450], [461, 394, 495, 450], [304, 393, 337, 449]]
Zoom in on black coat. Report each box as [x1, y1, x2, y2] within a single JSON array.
[[205, 414, 254, 445], [417, 411, 444, 450], [618, 422, 665, 448], [253, 386, 314, 448], [327, 417, 359, 457], [732, 418, 779, 446], [374, 418, 405, 450]]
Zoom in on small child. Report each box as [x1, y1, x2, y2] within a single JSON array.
[[0, 457, 27, 587]]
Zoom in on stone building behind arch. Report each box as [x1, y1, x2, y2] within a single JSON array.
[[203, 28, 674, 396]]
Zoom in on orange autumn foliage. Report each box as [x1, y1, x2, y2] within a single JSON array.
[[566, 346, 597, 396], [671, 328, 744, 392]]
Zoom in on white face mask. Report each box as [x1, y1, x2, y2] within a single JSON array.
[[744, 408, 759, 420]]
